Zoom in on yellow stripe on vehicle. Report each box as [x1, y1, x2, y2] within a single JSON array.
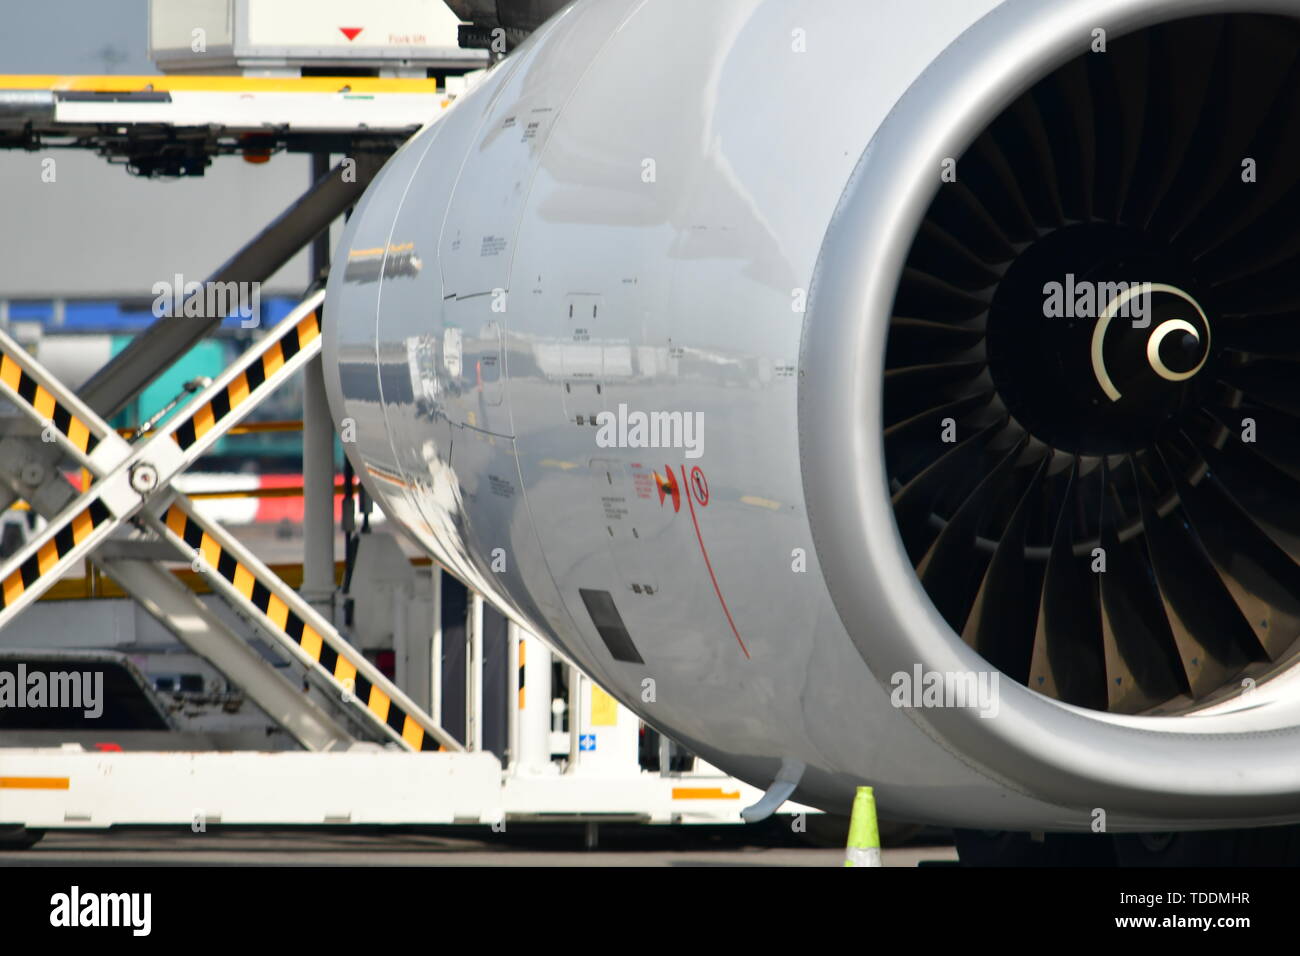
[[672, 788, 742, 800]]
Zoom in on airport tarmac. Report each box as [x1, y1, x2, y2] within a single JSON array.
[[1, 826, 960, 867]]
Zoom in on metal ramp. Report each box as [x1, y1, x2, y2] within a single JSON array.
[[0, 293, 458, 753]]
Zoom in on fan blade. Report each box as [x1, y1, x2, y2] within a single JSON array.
[[885, 316, 987, 371], [1136, 16, 1226, 231], [1211, 264, 1300, 315], [1217, 360, 1300, 416], [1163, 439, 1300, 660], [883, 361, 988, 424], [906, 221, 1005, 292], [962, 456, 1050, 682], [894, 268, 992, 321], [1146, 17, 1232, 238], [1043, 55, 1095, 221], [1096, 460, 1188, 712], [1183, 52, 1300, 262], [1129, 454, 1256, 697], [892, 418, 1006, 563], [927, 182, 1019, 263], [917, 435, 1030, 630], [1164, 17, 1298, 243], [1213, 314, 1300, 355], [1202, 402, 1300, 481], [884, 390, 997, 467], [1190, 429, 1300, 561], [963, 127, 1039, 243], [1027, 461, 1106, 709], [1091, 27, 1148, 224], [1195, 189, 1300, 289], [989, 92, 1064, 228]]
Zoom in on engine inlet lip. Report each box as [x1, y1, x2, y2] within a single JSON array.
[[801, 0, 1300, 819]]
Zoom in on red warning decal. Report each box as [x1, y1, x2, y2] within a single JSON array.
[[689, 466, 709, 507], [340, 27, 364, 41], [655, 466, 681, 513]]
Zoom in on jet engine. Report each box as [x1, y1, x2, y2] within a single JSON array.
[[324, 0, 1300, 835]]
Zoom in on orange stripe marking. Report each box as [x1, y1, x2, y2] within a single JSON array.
[[367, 687, 391, 722], [0, 356, 21, 392], [266, 593, 290, 630], [262, 342, 285, 377], [300, 625, 323, 660], [672, 787, 741, 800], [37, 538, 59, 574], [71, 508, 95, 544], [191, 402, 216, 441], [232, 564, 255, 599], [401, 716, 423, 749], [199, 533, 221, 571], [228, 372, 250, 409], [66, 417, 91, 451], [1, 776, 69, 790], [165, 507, 187, 539], [32, 387, 56, 420]]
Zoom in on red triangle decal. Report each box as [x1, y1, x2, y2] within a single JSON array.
[[340, 27, 363, 41]]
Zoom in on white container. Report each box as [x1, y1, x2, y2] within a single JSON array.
[[149, 0, 486, 75]]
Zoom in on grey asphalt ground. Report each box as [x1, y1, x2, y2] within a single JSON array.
[[1, 827, 959, 867]]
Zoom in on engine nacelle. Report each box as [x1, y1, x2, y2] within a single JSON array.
[[324, 0, 1300, 829]]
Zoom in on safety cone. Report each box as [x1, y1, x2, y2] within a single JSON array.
[[844, 785, 882, 867]]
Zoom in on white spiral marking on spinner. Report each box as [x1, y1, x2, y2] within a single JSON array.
[[1090, 283, 1211, 402]]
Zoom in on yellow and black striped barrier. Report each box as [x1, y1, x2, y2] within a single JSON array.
[[0, 499, 111, 611], [172, 311, 319, 452], [0, 293, 324, 628], [0, 354, 102, 456], [158, 500, 454, 753], [0, 326, 122, 471]]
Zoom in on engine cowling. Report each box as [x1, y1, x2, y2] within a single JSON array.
[[324, 0, 1300, 829]]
